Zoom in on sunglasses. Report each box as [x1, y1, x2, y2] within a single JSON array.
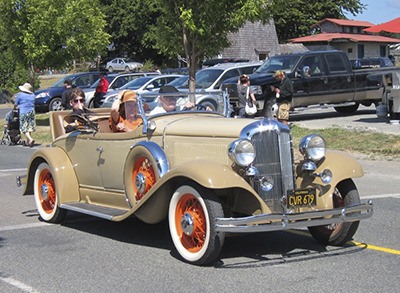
[[73, 99, 85, 104]]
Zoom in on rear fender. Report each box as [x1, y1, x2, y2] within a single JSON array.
[[23, 147, 80, 203]]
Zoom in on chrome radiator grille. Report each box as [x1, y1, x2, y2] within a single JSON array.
[[249, 123, 295, 213]]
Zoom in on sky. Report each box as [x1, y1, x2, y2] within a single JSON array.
[[345, 0, 400, 24]]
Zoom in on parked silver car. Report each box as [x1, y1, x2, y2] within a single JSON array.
[[106, 58, 143, 72], [100, 74, 184, 108]]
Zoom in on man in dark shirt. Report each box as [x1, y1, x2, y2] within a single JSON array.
[[61, 78, 73, 110], [271, 71, 293, 125]]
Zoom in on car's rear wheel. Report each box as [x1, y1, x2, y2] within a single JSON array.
[[34, 162, 67, 223], [132, 156, 157, 201], [108, 66, 114, 72], [334, 103, 359, 114], [308, 179, 360, 246], [169, 183, 225, 265], [49, 97, 63, 112]]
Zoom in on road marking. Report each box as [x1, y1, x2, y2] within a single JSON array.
[[351, 241, 400, 255], [0, 277, 39, 293], [0, 168, 27, 172], [0, 222, 50, 232], [288, 230, 400, 255], [363, 193, 400, 199]]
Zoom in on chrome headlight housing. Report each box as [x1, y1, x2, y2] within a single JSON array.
[[228, 139, 255, 167], [299, 134, 326, 161]]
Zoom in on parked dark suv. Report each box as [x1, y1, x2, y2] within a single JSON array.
[[35, 72, 101, 112]]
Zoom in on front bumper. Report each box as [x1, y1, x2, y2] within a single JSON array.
[[215, 201, 373, 233]]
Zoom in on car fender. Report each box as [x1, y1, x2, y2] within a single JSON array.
[[296, 150, 363, 209], [23, 147, 80, 203]]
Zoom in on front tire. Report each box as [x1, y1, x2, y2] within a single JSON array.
[[49, 97, 63, 112], [34, 162, 67, 223], [308, 179, 360, 246], [168, 183, 225, 265]]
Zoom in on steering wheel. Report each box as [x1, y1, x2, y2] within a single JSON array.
[[64, 114, 99, 132]]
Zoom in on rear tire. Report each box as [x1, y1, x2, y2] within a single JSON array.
[[334, 103, 359, 114], [34, 162, 67, 223], [108, 66, 114, 72], [308, 179, 360, 246], [169, 182, 225, 265]]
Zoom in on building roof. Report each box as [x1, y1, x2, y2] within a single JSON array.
[[364, 17, 400, 34], [290, 33, 400, 44], [312, 18, 375, 28]]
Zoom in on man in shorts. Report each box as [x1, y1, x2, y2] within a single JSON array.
[[271, 70, 293, 126]]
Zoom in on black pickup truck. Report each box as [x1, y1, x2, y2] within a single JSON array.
[[221, 50, 400, 115]]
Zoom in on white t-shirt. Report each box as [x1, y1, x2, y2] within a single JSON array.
[[149, 106, 167, 116]]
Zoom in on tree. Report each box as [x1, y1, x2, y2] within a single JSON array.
[[270, 0, 365, 43], [145, 0, 272, 93], [0, 0, 110, 84], [101, 0, 167, 66]]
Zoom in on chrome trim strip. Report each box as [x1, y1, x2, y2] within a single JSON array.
[[60, 204, 114, 220], [215, 201, 373, 233]]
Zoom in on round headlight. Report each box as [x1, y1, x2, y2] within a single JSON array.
[[299, 134, 326, 161], [228, 139, 255, 167]]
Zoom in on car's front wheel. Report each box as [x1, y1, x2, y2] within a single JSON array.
[[49, 97, 63, 111], [308, 179, 360, 246], [34, 162, 67, 223], [168, 182, 225, 265]]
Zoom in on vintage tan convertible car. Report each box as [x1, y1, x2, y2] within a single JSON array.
[[18, 91, 373, 265]]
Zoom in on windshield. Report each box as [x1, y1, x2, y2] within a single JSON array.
[[168, 76, 189, 87], [255, 55, 300, 73], [51, 75, 78, 88], [179, 69, 224, 89], [120, 76, 153, 90]]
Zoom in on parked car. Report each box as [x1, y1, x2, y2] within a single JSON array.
[[176, 61, 263, 110], [35, 72, 101, 112], [106, 58, 143, 72], [350, 57, 394, 69], [101, 74, 184, 108], [18, 91, 373, 265], [83, 72, 160, 108]]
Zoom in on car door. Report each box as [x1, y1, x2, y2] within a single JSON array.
[[291, 55, 328, 107], [323, 53, 355, 104]]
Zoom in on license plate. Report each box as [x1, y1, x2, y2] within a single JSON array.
[[287, 189, 317, 208]]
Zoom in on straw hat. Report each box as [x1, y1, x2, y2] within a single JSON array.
[[19, 83, 33, 94]]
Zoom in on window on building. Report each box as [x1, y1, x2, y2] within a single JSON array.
[[358, 45, 365, 58], [380, 45, 386, 57]]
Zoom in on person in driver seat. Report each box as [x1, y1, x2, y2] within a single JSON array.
[[109, 90, 143, 132], [64, 87, 94, 133]]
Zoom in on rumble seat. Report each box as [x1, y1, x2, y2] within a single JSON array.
[[49, 108, 112, 140]]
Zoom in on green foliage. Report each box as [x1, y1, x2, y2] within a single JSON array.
[[0, 0, 110, 71], [270, 0, 365, 43]]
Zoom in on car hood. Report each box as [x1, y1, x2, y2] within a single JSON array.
[[34, 87, 64, 97], [152, 114, 255, 138], [222, 72, 275, 86]]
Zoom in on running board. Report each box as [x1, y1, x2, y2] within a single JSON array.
[[60, 202, 128, 220]]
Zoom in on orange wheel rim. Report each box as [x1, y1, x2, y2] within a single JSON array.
[[175, 194, 206, 253], [38, 168, 56, 214], [132, 157, 156, 200]]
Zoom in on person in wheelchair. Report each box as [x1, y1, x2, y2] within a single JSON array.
[[64, 88, 96, 133], [109, 90, 143, 132]]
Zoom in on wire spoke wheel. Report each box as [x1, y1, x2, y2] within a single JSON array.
[[169, 183, 225, 265], [132, 157, 157, 200]]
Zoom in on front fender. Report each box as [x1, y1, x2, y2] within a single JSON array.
[[296, 150, 363, 209], [23, 147, 80, 203]]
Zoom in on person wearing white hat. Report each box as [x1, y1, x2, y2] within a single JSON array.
[[14, 82, 36, 147]]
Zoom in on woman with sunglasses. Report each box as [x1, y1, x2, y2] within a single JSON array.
[[64, 87, 94, 133]]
